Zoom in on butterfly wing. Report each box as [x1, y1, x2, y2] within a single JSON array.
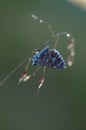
[[38, 49, 67, 69], [32, 46, 49, 66]]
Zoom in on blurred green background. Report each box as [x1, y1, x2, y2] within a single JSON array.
[[0, 0, 86, 130]]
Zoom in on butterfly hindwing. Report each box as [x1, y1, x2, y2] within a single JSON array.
[[32, 46, 67, 69]]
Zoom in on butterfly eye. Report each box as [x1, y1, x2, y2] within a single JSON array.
[[34, 50, 40, 54], [32, 49, 40, 55]]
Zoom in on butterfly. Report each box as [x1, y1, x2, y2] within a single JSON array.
[[0, 14, 75, 92]]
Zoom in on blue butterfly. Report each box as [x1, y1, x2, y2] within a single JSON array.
[[0, 14, 75, 93], [32, 45, 66, 69]]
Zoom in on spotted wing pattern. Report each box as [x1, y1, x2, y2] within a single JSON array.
[[32, 46, 67, 69]]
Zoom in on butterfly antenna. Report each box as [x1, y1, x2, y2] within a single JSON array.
[[31, 14, 55, 37], [0, 56, 31, 86]]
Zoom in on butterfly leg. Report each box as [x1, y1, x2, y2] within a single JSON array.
[[53, 33, 75, 67], [37, 67, 46, 94], [19, 65, 41, 83], [54, 36, 59, 49], [67, 37, 75, 66], [19, 58, 31, 83]]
